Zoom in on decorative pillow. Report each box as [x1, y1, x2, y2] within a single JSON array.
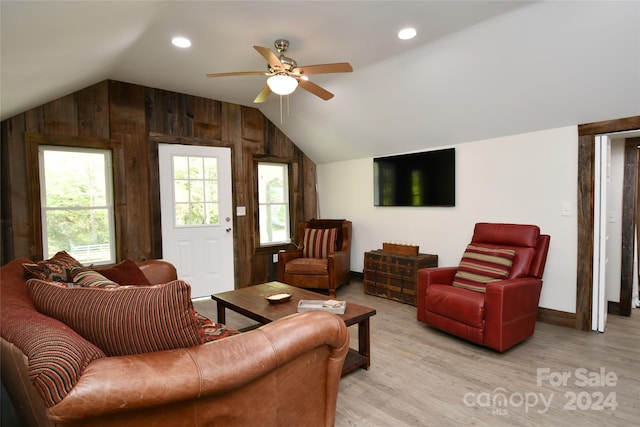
[[69, 267, 119, 288], [96, 259, 152, 286], [302, 228, 338, 259], [27, 279, 203, 357], [23, 251, 82, 282], [200, 322, 242, 342], [452, 245, 516, 293]]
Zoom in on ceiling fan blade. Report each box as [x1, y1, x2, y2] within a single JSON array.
[[253, 85, 272, 103], [297, 79, 334, 100], [206, 71, 268, 78], [295, 62, 353, 75], [254, 45, 284, 70]]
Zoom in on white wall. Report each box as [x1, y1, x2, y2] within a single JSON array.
[[317, 126, 578, 313]]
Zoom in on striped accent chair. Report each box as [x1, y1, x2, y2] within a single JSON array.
[[417, 223, 550, 352], [278, 219, 352, 297]]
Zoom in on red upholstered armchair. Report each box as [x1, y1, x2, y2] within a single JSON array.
[[278, 219, 352, 297], [417, 223, 550, 352]]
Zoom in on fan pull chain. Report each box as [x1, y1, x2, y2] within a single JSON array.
[[279, 95, 283, 124]]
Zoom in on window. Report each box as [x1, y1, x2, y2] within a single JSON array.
[[171, 155, 220, 226], [258, 162, 291, 245], [39, 146, 115, 265]]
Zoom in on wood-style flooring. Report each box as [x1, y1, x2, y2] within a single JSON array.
[[194, 280, 639, 427]]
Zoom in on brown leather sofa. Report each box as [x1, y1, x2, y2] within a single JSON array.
[[1, 258, 349, 427], [417, 223, 550, 352]]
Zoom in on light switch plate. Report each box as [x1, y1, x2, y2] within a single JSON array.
[[236, 206, 246, 216]]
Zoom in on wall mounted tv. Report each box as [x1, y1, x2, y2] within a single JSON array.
[[373, 148, 455, 207]]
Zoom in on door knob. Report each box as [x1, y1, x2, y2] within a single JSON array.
[[226, 227, 232, 232]]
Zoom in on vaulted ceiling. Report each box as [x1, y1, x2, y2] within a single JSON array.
[[1, 1, 638, 164]]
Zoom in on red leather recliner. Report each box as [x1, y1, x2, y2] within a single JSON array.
[[417, 223, 550, 352]]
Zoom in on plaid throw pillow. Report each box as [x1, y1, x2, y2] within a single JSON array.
[[452, 245, 516, 293], [302, 228, 338, 259]]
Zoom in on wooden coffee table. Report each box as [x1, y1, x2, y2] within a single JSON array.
[[211, 281, 377, 376]]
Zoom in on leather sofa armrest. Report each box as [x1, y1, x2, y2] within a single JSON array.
[[484, 277, 543, 320], [327, 250, 350, 274], [417, 267, 457, 321], [47, 311, 349, 424], [277, 249, 303, 280], [484, 277, 543, 351], [137, 259, 178, 285], [278, 249, 303, 264], [418, 267, 457, 290]]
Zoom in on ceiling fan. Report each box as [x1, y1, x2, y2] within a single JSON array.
[[206, 39, 353, 103]]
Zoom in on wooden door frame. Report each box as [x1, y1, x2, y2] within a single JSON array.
[[577, 116, 640, 330]]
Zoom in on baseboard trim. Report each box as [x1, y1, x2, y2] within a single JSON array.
[[537, 307, 577, 329], [350, 271, 364, 282], [607, 301, 622, 315]]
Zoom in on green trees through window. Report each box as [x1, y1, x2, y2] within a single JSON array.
[[172, 155, 220, 226], [39, 146, 115, 264], [258, 162, 290, 245]]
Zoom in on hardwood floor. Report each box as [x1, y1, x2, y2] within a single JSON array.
[[195, 280, 639, 427]]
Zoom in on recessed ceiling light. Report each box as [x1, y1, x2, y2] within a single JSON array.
[[397, 28, 417, 40], [172, 37, 191, 48]]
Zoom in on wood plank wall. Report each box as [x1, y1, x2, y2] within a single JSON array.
[[0, 80, 317, 288]]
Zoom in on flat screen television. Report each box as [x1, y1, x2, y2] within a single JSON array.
[[373, 148, 455, 207]]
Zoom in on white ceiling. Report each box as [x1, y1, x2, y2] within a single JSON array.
[[1, 1, 639, 164]]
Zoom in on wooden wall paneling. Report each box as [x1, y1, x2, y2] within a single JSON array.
[[147, 138, 162, 259], [145, 88, 166, 134], [1, 116, 29, 262], [43, 93, 78, 136], [109, 81, 152, 261], [193, 97, 222, 140], [77, 81, 110, 139], [25, 106, 44, 133], [2, 79, 319, 292], [240, 106, 264, 150], [146, 89, 195, 136], [177, 93, 194, 137], [221, 103, 249, 287], [302, 154, 318, 221], [619, 137, 639, 316], [576, 134, 595, 331]]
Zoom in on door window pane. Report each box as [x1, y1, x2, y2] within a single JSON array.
[[172, 155, 219, 226]]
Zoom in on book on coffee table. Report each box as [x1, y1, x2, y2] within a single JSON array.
[[297, 299, 346, 314]]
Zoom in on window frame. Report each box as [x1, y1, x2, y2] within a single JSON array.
[[25, 132, 123, 262], [254, 157, 297, 251], [38, 145, 116, 265]]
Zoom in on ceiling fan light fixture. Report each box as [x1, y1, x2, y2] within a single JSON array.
[[267, 74, 298, 95]]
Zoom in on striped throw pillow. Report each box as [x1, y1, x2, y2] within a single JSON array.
[[452, 245, 516, 293], [27, 279, 203, 357], [302, 228, 338, 259], [69, 267, 119, 288]]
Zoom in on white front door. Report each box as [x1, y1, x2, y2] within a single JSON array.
[[158, 143, 234, 297]]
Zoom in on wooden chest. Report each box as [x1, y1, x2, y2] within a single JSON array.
[[363, 250, 438, 306]]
